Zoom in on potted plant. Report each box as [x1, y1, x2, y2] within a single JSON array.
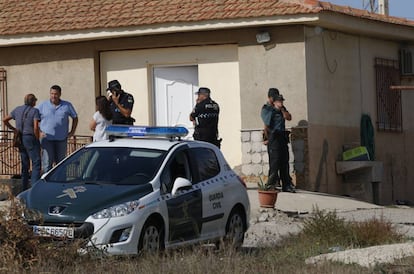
[[257, 176, 278, 208]]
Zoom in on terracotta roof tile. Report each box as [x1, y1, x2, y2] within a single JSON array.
[[318, 1, 414, 27], [0, 0, 412, 36]]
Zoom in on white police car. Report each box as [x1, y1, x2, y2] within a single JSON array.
[[18, 125, 250, 255]]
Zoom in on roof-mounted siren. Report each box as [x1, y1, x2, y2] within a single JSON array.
[[105, 125, 189, 141], [399, 48, 414, 76]]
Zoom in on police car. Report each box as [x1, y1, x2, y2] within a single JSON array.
[[17, 125, 250, 255]]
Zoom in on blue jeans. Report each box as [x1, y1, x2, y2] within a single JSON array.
[[41, 138, 67, 173], [20, 135, 41, 190]]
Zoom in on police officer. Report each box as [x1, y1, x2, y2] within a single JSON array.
[[189, 87, 221, 148], [261, 91, 295, 193], [262, 88, 279, 143], [262, 88, 279, 188], [106, 80, 135, 125]]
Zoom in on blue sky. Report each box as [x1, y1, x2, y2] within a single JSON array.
[[327, 0, 414, 20]]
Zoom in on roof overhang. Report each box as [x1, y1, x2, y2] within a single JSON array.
[[0, 14, 319, 47], [1, 12, 413, 47], [315, 12, 414, 42]]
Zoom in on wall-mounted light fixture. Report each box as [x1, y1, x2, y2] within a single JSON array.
[[256, 32, 271, 44]]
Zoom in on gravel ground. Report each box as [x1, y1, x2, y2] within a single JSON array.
[[244, 208, 304, 247], [244, 206, 414, 246], [243, 190, 414, 268]]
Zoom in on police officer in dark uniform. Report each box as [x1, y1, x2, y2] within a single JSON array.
[[262, 88, 279, 143], [261, 91, 295, 193], [106, 80, 135, 125], [262, 88, 279, 188], [189, 87, 221, 148]]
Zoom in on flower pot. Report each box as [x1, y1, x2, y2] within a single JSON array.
[[258, 190, 278, 208]]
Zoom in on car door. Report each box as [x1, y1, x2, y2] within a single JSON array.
[[162, 149, 202, 243], [189, 147, 226, 239]]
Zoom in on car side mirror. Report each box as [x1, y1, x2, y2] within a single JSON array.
[[171, 177, 192, 196]]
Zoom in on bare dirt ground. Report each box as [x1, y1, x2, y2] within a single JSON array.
[[243, 185, 414, 267]]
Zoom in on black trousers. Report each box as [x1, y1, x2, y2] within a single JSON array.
[[193, 129, 221, 148], [267, 131, 292, 188]]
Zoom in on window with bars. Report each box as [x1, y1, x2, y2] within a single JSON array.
[[375, 58, 402, 132]]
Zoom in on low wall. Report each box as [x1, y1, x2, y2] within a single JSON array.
[[239, 127, 308, 187]]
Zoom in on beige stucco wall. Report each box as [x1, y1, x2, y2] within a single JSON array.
[[305, 26, 414, 204], [0, 44, 96, 135], [100, 45, 242, 167], [238, 25, 308, 130], [305, 26, 368, 194]]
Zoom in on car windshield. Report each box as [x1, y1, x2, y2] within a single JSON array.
[[45, 147, 166, 185]]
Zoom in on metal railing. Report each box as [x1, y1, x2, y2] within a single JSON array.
[[0, 130, 92, 177]]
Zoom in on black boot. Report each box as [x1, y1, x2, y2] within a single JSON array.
[[282, 184, 296, 193]]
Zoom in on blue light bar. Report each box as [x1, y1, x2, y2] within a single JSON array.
[[105, 125, 189, 138]]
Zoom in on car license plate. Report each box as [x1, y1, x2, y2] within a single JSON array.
[[33, 225, 74, 239]]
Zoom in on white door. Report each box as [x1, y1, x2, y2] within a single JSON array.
[[154, 66, 198, 138]]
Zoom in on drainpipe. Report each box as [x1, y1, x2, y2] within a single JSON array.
[[378, 0, 389, 16]]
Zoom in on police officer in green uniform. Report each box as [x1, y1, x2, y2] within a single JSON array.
[[261, 89, 295, 192], [189, 87, 221, 148], [107, 80, 135, 125]]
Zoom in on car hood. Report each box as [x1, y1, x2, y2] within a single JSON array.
[[19, 181, 153, 223]]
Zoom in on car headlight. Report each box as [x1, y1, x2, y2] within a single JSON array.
[[92, 200, 140, 219]]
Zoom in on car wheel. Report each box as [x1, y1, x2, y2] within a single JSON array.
[[223, 208, 245, 249], [138, 220, 164, 254]]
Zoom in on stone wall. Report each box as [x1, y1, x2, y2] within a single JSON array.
[[240, 129, 269, 177], [240, 127, 308, 188]]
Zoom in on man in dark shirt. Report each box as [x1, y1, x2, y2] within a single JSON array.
[[106, 80, 135, 125], [189, 87, 221, 148]]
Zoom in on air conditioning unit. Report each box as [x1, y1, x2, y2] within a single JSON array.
[[400, 48, 414, 76]]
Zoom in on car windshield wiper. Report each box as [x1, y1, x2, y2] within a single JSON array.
[[81, 180, 112, 185]]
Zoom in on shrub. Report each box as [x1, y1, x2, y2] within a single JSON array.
[[300, 207, 404, 252], [351, 216, 403, 247], [0, 185, 40, 269], [0, 185, 85, 271]]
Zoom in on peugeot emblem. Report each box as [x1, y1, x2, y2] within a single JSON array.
[[49, 205, 66, 215]]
